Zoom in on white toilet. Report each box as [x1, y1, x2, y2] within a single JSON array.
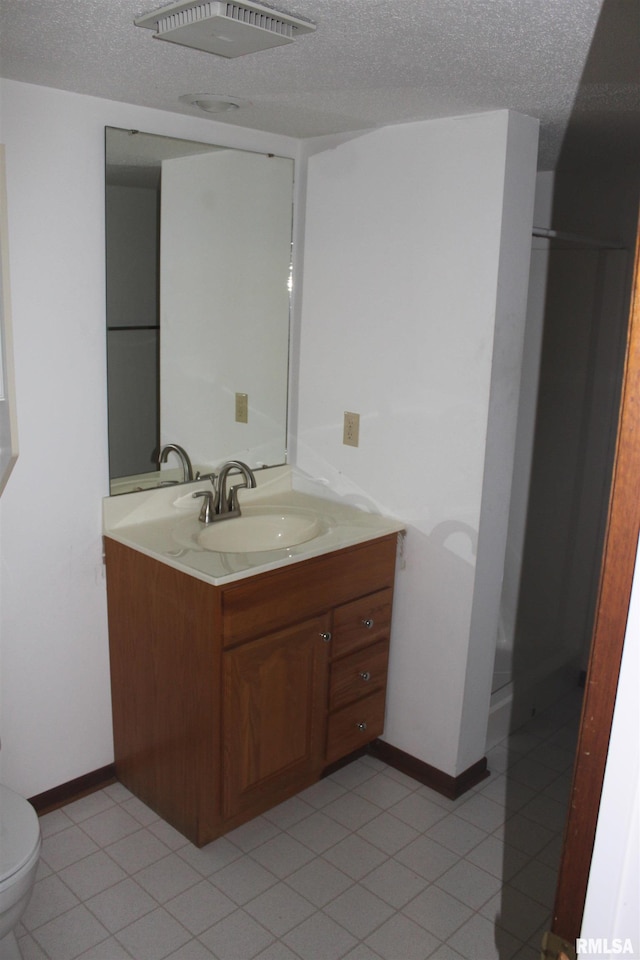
[[0, 784, 41, 960]]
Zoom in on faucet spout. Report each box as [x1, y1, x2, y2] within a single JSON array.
[[157, 443, 194, 483], [215, 461, 257, 520]]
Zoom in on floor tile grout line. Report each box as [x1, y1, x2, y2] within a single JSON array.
[[29, 848, 207, 949], [27, 816, 544, 960], [23, 698, 581, 960]]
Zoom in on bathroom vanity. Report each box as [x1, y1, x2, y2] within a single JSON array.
[[104, 468, 403, 846]]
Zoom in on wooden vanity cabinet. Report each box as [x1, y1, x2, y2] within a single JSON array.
[[105, 532, 398, 846]]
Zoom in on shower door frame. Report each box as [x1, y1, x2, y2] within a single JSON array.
[[551, 213, 640, 939]]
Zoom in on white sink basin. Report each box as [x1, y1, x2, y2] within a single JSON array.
[[197, 508, 322, 553]]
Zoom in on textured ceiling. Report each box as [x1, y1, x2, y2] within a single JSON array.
[[1, 0, 638, 169]]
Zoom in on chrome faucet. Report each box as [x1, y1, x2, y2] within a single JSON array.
[[192, 461, 256, 523], [157, 443, 194, 483], [216, 460, 257, 521]]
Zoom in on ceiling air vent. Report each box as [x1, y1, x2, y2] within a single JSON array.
[[135, 1, 316, 58]]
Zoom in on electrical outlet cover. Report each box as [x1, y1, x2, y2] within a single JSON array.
[[343, 411, 360, 447]]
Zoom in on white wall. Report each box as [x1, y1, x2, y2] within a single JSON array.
[[581, 543, 640, 953], [0, 79, 300, 796], [296, 111, 538, 777]]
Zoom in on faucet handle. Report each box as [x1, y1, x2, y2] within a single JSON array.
[[195, 471, 217, 485], [229, 480, 254, 513], [193, 490, 216, 523]]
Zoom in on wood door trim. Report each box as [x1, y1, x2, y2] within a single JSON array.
[[552, 214, 640, 937]]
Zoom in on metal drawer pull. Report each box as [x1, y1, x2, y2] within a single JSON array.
[[356, 721, 368, 732], [362, 618, 374, 629], [359, 671, 371, 682], [320, 631, 332, 642]]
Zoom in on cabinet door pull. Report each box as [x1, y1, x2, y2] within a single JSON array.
[[320, 631, 332, 642], [359, 671, 371, 682], [362, 618, 374, 629], [356, 721, 368, 732]]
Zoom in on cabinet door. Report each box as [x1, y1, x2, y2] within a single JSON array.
[[222, 615, 330, 822]]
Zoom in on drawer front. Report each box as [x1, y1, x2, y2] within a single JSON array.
[[331, 588, 393, 658], [222, 537, 397, 647], [325, 689, 386, 765], [329, 639, 389, 712]]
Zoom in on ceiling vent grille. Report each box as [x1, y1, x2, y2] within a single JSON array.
[[135, 1, 316, 58]]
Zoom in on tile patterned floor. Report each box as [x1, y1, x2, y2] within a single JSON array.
[[15, 695, 580, 960]]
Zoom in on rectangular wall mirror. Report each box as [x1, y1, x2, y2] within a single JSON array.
[[105, 127, 294, 495]]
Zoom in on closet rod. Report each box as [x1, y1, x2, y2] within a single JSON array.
[[532, 226, 625, 249]]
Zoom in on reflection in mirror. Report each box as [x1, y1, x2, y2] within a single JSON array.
[[105, 127, 293, 495]]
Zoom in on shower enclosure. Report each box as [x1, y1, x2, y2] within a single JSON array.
[[488, 220, 630, 745]]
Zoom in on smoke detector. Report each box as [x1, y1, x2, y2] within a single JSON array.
[[135, 1, 316, 58]]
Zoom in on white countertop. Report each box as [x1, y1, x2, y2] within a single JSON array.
[[103, 466, 405, 586]]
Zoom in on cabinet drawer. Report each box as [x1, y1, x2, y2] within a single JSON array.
[[222, 537, 397, 646], [332, 589, 392, 658], [329, 639, 389, 712], [325, 689, 386, 764]]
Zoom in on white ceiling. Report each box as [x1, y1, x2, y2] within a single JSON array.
[[1, 0, 638, 169]]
